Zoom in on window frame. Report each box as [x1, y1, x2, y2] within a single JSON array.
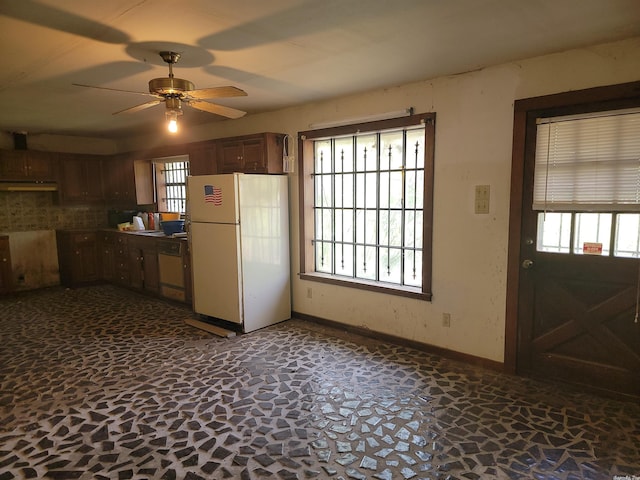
[[153, 155, 190, 214], [298, 113, 435, 301]]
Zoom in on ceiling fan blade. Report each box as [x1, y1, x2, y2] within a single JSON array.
[[73, 83, 156, 97], [113, 100, 162, 115], [187, 100, 246, 119], [186, 86, 248, 100]]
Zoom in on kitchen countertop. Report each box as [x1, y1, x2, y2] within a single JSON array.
[[103, 229, 188, 241]]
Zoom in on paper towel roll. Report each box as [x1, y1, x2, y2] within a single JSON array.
[[132, 216, 145, 231]]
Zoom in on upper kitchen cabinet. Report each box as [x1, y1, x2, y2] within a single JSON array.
[[188, 140, 217, 176], [133, 159, 155, 205], [58, 153, 104, 204], [103, 154, 137, 205], [0, 150, 56, 180], [217, 133, 285, 174]]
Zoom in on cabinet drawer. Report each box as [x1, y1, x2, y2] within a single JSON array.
[[72, 232, 96, 245]]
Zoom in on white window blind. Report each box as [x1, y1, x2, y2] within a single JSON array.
[[533, 109, 640, 212]]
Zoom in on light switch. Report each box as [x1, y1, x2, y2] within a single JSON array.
[[475, 185, 490, 214]]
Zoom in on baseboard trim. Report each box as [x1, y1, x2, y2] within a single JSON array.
[[292, 311, 504, 372]]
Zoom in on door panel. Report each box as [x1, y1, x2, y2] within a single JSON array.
[[191, 222, 242, 324], [516, 105, 640, 398], [187, 174, 239, 224], [519, 253, 640, 396]]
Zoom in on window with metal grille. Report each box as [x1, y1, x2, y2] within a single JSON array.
[[299, 113, 435, 300], [154, 155, 190, 214]]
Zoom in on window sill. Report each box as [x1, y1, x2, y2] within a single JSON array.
[[299, 272, 432, 301]]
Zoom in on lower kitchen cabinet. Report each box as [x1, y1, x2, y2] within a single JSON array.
[[128, 236, 159, 293], [0, 236, 13, 294], [56, 230, 100, 286], [108, 233, 130, 286], [183, 241, 192, 305], [62, 229, 187, 303]]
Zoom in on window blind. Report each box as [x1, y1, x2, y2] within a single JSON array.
[[533, 110, 640, 212]]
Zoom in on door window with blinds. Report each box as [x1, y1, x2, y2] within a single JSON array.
[[534, 109, 640, 257], [154, 155, 190, 214]]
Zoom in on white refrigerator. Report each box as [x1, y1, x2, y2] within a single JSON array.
[[187, 173, 291, 332]]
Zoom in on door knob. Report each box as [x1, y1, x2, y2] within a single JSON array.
[[522, 259, 534, 269]]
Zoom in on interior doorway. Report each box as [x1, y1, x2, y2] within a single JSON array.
[[505, 81, 640, 399]]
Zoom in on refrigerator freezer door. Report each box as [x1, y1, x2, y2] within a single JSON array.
[[238, 175, 291, 332], [191, 221, 243, 324], [187, 174, 239, 224]]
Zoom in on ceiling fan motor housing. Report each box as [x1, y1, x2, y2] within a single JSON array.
[[149, 77, 194, 96]]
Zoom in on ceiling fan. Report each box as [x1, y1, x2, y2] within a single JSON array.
[[73, 51, 247, 132]]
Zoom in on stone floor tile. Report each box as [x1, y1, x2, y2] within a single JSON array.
[[0, 285, 638, 479]]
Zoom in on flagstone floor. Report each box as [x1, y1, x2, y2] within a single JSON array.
[[0, 285, 639, 480]]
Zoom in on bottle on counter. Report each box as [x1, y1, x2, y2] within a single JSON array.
[[148, 212, 155, 230]]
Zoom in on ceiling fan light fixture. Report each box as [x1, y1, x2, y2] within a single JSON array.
[[166, 110, 179, 133], [165, 99, 183, 133]]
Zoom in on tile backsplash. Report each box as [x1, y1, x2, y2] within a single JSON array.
[[0, 191, 109, 232]]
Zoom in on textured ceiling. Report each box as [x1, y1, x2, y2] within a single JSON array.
[[1, 0, 639, 139]]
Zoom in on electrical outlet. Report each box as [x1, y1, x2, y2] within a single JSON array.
[[442, 312, 451, 327], [475, 185, 490, 214], [307, 287, 313, 299]]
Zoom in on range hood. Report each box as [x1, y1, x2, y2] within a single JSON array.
[[0, 181, 58, 192]]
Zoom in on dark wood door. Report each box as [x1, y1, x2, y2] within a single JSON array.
[[516, 106, 640, 398], [518, 250, 639, 396]]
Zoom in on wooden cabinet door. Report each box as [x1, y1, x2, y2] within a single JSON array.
[[26, 151, 54, 179], [57, 231, 99, 286], [59, 154, 104, 204], [142, 242, 159, 293], [74, 237, 100, 282], [0, 237, 12, 294], [83, 157, 104, 203], [218, 141, 243, 173], [189, 143, 217, 175], [216, 133, 284, 174], [0, 150, 28, 178], [0, 150, 55, 179], [60, 156, 87, 202], [134, 160, 155, 205], [104, 155, 136, 204], [183, 243, 192, 304], [113, 235, 130, 286], [99, 232, 116, 282], [128, 240, 144, 289], [241, 138, 266, 172]]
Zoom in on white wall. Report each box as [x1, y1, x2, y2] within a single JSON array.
[[117, 36, 640, 362]]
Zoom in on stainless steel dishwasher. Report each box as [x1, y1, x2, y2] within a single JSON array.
[[157, 239, 185, 302]]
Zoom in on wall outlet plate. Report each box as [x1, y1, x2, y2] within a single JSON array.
[[474, 185, 490, 214]]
